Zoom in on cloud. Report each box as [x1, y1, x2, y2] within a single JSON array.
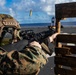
[[1, 0, 75, 23], [9, 8, 16, 17], [40, 0, 55, 15], [9, 0, 76, 23], [1, 0, 76, 15], [55, 0, 76, 4], [13, 0, 36, 11], [0, 0, 6, 7], [40, 0, 76, 15], [11, 0, 76, 16], [42, 5, 53, 15]]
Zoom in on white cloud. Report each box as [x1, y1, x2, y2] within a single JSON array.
[[0, 0, 76, 23], [11, 0, 76, 16], [0, 0, 6, 7], [43, 6, 51, 12], [40, 0, 55, 15], [13, 0, 36, 11], [42, 5, 53, 15], [3, 0, 76, 14], [40, 0, 76, 15], [40, 0, 46, 2], [9, 8, 16, 17], [55, 0, 76, 4], [0, 0, 6, 8], [7, 0, 76, 23]]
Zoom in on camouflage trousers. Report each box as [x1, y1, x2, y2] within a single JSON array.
[[0, 46, 48, 75]]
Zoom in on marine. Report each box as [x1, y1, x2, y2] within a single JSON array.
[[0, 14, 58, 75], [0, 32, 58, 75]]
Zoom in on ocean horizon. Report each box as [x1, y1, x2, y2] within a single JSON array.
[[20, 22, 76, 27], [20, 23, 51, 27]]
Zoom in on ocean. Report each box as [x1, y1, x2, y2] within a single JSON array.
[[20, 23, 51, 27], [20, 21, 76, 28]]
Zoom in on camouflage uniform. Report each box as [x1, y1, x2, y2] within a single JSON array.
[[0, 45, 48, 75]]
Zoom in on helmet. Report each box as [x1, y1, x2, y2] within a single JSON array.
[[0, 14, 21, 45]]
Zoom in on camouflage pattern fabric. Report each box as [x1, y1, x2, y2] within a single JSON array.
[[0, 46, 48, 75]]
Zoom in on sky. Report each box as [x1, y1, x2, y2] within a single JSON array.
[[0, 0, 76, 24]]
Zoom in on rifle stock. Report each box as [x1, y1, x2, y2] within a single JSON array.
[[20, 28, 55, 43]]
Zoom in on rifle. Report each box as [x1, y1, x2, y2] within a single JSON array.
[[20, 28, 55, 43], [1, 28, 55, 55]]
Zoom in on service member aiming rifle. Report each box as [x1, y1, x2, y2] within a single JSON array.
[[0, 14, 58, 75], [0, 27, 58, 75]]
